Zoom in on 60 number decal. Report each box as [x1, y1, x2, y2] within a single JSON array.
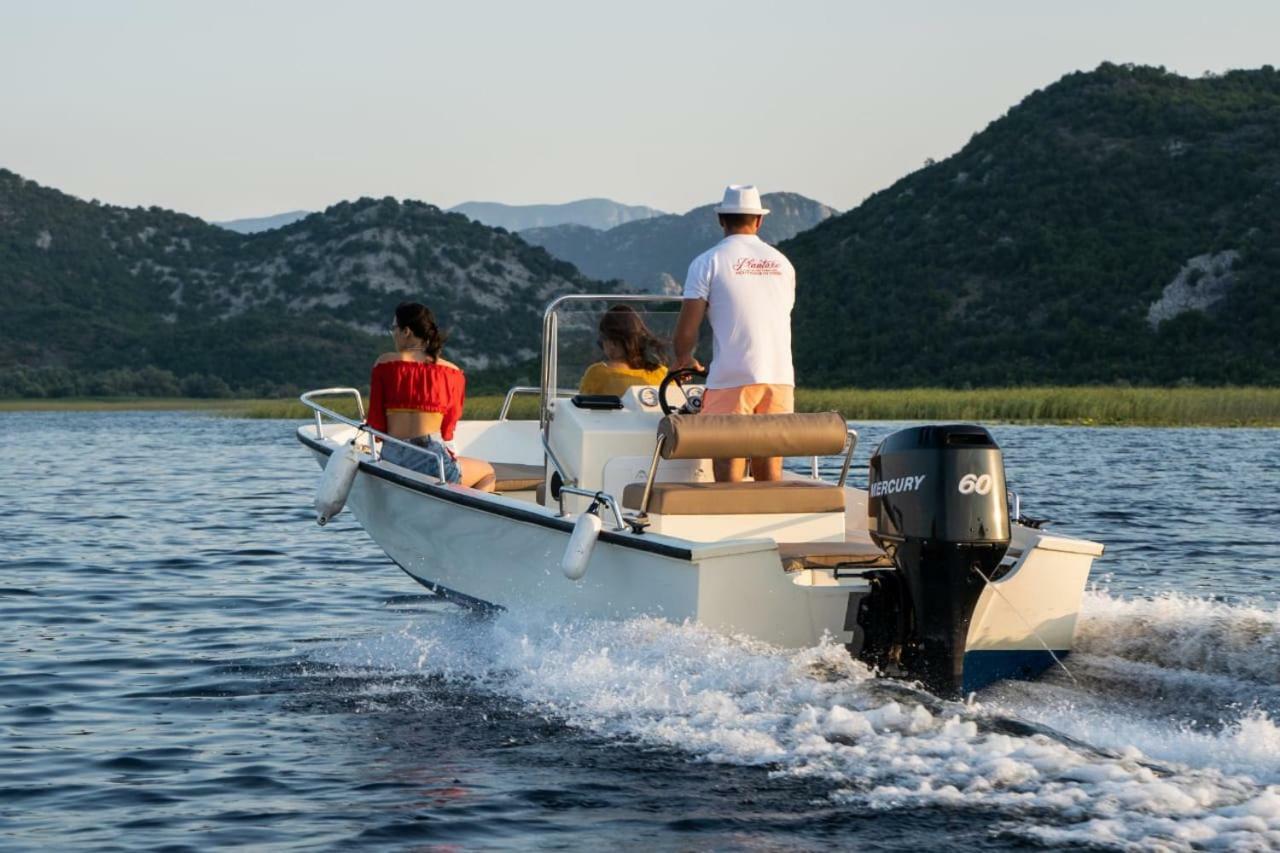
[[957, 473, 993, 496]]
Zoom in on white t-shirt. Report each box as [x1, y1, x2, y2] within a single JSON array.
[[683, 233, 796, 389]]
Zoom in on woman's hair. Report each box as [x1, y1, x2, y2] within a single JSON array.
[[598, 305, 666, 371], [394, 301, 447, 360]]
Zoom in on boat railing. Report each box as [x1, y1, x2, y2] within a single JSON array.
[[541, 431, 572, 486], [838, 429, 859, 487], [298, 387, 448, 482], [556, 485, 627, 531], [500, 385, 577, 421]]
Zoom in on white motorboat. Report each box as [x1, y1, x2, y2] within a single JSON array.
[[298, 294, 1104, 696]]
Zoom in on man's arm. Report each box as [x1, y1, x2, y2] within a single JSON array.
[[673, 298, 707, 370]]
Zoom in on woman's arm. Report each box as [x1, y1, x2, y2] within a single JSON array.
[[365, 363, 387, 433], [440, 369, 463, 442]]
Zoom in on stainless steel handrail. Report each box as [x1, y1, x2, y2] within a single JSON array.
[[500, 385, 577, 421], [500, 386, 539, 421], [541, 432, 573, 486], [299, 389, 448, 482], [838, 429, 859, 488], [557, 485, 627, 531], [301, 387, 366, 440]]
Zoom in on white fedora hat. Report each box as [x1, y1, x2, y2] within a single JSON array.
[[713, 184, 770, 216]]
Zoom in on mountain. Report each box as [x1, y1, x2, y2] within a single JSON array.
[[450, 198, 665, 231], [784, 63, 1280, 387], [520, 192, 838, 292], [215, 210, 312, 234], [0, 170, 605, 396]]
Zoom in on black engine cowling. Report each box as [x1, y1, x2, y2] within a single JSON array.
[[863, 424, 1010, 695]]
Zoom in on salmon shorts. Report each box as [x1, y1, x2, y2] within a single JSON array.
[[700, 383, 795, 416]]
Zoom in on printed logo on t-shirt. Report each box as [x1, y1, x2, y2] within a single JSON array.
[[732, 257, 782, 276]]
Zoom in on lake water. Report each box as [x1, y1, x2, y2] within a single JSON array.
[[2, 412, 1278, 850]]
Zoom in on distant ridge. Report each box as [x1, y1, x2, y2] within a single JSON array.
[[521, 192, 838, 292], [450, 198, 665, 232], [215, 210, 311, 234]]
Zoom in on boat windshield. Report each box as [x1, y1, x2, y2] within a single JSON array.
[[542, 295, 712, 413]]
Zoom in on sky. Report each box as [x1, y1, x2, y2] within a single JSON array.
[[2, 1, 1277, 221]]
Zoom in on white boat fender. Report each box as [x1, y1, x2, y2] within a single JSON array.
[[561, 500, 603, 581], [315, 438, 362, 526]]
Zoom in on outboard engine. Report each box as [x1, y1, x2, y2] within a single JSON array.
[[862, 424, 1009, 696]]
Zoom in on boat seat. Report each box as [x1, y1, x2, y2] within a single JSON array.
[[776, 540, 894, 571], [623, 411, 850, 517], [621, 480, 845, 515], [490, 462, 544, 493]]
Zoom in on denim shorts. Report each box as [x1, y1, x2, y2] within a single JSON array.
[[380, 434, 461, 484]]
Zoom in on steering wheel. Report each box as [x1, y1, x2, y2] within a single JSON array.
[[658, 367, 708, 416]]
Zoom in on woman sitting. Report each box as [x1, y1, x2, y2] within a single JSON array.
[[578, 305, 668, 396], [366, 302, 495, 491]]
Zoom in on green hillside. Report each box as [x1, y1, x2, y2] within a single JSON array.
[[786, 63, 1280, 387], [0, 173, 601, 396]]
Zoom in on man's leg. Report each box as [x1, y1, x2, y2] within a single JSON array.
[[701, 385, 758, 482], [713, 457, 749, 482], [749, 455, 783, 481], [748, 384, 795, 482]]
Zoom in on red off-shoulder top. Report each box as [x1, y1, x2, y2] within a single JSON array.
[[366, 359, 466, 440]]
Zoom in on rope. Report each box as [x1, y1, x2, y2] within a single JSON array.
[[969, 563, 1078, 686]]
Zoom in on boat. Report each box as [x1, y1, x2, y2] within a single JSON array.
[[298, 294, 1104, 696]]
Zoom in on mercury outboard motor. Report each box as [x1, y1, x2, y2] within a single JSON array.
[[862, 424, 1009, 696]]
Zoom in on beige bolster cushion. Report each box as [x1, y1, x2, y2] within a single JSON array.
[[658, 411, 848, 460]]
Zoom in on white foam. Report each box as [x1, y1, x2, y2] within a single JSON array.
[[1075, 589, 1280, 683], [314, 602, 1280, 850]]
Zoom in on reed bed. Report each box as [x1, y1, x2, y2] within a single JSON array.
[[4, 387, 1278, 426], [795, 387, 1280, 426]]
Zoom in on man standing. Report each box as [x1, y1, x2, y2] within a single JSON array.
[[673, 185, 796, 482]]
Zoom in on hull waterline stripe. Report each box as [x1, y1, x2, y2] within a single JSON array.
[[388, 556, 505, 612], [297, 431, 694, 560], [962, 649, 1071, 693]]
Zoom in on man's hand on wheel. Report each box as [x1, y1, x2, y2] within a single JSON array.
[[674, 355, 705, 372]]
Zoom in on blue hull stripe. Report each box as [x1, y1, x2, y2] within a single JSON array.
[[963, 649, 1071, 692]]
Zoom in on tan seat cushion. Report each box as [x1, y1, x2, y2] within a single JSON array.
[[490, 462, 544, 493], [776, 540, 894, 571], [659, 412, 847, 460], [621, 480, 845, 515]]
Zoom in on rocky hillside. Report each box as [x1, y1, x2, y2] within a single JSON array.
[[785, 63, 1280, 387], [450, 198, 665, 231], [0, 171, 603, 395], [521, 192, 838, 292]]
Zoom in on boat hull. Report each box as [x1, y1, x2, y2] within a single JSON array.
[[300, 427, 1099, 692]]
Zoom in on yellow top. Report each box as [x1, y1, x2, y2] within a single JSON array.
[[579, 362, 668, 396]]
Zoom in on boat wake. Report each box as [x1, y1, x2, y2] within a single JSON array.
[[313, 589, 1280, 851]]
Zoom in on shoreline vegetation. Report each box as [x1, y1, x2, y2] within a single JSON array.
[[2, 387, 1279, 427]]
